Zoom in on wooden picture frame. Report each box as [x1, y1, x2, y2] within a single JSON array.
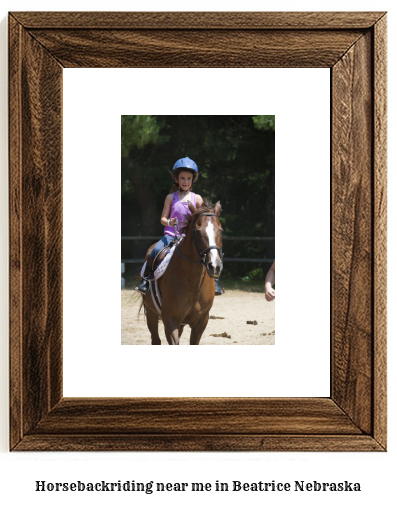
[[9, 11, 387, 451]]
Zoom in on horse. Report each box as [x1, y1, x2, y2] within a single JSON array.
[[141, 200, 223, 345]]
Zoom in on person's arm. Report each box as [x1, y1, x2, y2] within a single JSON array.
[[160, 195, 176, 227], [265, 260, 275, 301], [195, 194, 203, 208]]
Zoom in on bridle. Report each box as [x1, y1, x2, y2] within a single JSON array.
[[176, 212, 224, 271]]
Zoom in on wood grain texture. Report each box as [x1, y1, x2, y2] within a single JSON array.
[[373, 14, 387, 450], [32, 398, 362, 435], [27, 29, 363, 68], [9, 17, 64, 447], [9, 15, 23, 450], [11, 11, 386, 29], [14, 435, 383, 452], [8, 11, 387, 452], [332, 32, 373, 434]]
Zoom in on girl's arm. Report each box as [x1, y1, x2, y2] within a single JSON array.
[[195, 194, 204, 208], [160, 194, 176, 227], [265, 260, 275, 301]]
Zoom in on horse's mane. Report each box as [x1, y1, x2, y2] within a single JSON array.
[[180, 198, 218, 235]]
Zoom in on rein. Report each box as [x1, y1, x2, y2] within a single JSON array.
[[176, 212, 223, 267]]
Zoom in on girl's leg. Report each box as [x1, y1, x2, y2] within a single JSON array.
[[215, 278, 225, 295], [135, 236, 174, 294], [135, 257, 154, 294], [149, 235, 174, 261]]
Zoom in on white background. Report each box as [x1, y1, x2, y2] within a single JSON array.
[[0, 1, 395, 506], [63, 68, 330, 397]]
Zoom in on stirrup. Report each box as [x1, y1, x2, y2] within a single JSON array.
[[135, 277, 151, 295]]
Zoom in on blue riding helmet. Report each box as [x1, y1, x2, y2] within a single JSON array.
[[173, 157, 198, 173]]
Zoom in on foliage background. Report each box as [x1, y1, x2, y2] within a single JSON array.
[[121, 115, 275, 283]]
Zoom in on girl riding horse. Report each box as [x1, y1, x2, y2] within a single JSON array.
[[135, 157, 224, 296]]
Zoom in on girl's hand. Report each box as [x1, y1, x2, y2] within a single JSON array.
[[168, 218, 175, 226]]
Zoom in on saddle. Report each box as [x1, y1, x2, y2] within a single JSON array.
[[141, 237, 182, 315], [141, 237, 182, 281], [153, 242, 174, 271]]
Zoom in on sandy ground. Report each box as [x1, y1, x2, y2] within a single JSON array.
[[121, 288, 275, 345]]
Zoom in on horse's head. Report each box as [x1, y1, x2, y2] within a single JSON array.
[[188, 200, 223, 278]]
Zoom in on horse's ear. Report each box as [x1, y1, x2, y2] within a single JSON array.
[[214, 201, 221, 216], [188, 201, 197, 214]]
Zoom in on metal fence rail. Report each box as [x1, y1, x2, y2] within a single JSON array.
[[122, 236, 274, 264], [122, 258, 274, 263], [122, 236, 275, 241]]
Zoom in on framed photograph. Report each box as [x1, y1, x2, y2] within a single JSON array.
[[120, 114, 276, 347], [9, 11, 386, 451]]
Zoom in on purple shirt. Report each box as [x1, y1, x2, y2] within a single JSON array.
[[164, 191, 196, 237]]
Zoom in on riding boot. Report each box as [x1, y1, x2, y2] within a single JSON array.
[[135, 257, 154, 294], [215, 279, 225, 296]]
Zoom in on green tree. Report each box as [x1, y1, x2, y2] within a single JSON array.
[[121, 115, 275, 277]]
